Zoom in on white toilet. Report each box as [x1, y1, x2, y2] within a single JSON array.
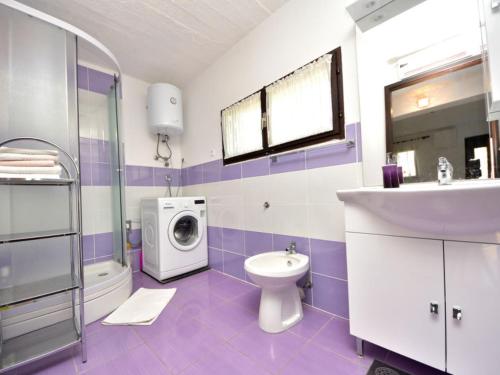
[[244, 250, 310, 333]]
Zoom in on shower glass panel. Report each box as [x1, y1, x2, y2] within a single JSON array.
[[76, 41, 125, 266]]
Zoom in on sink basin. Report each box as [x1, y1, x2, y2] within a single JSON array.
[[336, 179, 500, 235]]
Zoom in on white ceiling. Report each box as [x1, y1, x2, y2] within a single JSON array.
[[17, 0, 288, 87]]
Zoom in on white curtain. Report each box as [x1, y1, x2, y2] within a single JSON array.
[[266, 54, 333, 146], [222, 92, 262, 158]]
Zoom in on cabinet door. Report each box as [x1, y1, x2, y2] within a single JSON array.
[[346, 233, 445, 370], [445, 241, 500, 375]]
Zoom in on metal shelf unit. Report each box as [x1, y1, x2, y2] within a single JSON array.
[[0, 138, 86, 373]]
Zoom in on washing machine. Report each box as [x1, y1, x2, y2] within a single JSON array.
[[141, 197, 208, 281]]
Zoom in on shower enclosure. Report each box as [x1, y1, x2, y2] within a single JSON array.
[[0, 0, 130, 372]]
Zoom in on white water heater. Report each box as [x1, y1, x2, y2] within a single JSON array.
[[147, 83, 183, 135]]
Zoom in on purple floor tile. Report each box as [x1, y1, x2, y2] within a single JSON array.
[[231, 287, 261, 313], [182, 343, 269, 375], [210, 276, 257, 300], [82, 345, 168, 375], [196, 301, 256, 340], [146, 319, 226, 374], [76, 325, 142, 372], [230, 322, 307, 373], [16, 347, 77, 375], [310, 238, 347, 279], [312, 273, 349, 318], [312, 318, 388, 368], [244, 230, 272, 257], [289, 304, 332, 339], [281, 342, 365, 375]]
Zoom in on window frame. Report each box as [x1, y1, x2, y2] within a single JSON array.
[[220, 47, 344, 165]]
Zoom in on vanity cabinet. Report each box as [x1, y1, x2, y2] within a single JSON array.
[[445, 241, 500, 375], [346, 233, 500, 374], [346, 233, 446, 371]]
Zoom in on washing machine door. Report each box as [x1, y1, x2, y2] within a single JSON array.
[[168, 210, 204, 251]]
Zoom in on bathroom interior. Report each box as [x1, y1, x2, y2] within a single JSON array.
[[0, 0, 499, 374]]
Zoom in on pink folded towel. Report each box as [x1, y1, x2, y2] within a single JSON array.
[[0, 160, 55, 167], [0, 147, 58, 156]]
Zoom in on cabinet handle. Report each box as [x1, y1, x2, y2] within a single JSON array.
[[430, 302, 439, 315], [453, 306, 463, 321]]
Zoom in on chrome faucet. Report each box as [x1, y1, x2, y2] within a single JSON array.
[[286, 241, 297, 255], [437, 157, 453, 185]]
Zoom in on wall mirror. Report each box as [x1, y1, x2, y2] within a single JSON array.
[[385, 58, 499, 183]]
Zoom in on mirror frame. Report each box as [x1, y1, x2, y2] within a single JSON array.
[[384, 57, 483, 153]]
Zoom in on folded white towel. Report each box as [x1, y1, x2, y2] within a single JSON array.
[[0, 173, 61, 180], [0, 147, 58, 156], [0, 153, 58, 162], [0, 165, 62, 175], [0, 160, 55, 167]]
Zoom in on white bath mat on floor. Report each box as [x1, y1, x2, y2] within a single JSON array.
[[102, 287, 176, 326]]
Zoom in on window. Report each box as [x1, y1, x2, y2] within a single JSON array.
[[397, 150, 417, 177], [221, 47, 344, 164]]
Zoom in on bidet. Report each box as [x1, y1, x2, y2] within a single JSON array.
[[244, 251, 309, 333]]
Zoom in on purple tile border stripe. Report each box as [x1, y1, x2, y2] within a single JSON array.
[[181, 122, 361, 187], [80, 123, 360, 187], [78, 65, 115, 96], [208, 225, 349, 319]]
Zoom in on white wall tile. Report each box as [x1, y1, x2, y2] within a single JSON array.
[[307, 203, 346, 242]]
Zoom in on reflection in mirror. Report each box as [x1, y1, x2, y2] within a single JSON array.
[[385, 58, 498, 183]]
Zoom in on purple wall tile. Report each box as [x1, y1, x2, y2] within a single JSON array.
[[209, 247, 223, 272], [203, 159, 222, 183], [244, 230, 272, 257], [306, 142, 357, 170], [222, 228, 244, 254], [91, 163, 112, 186], [184, 165, 203, 186], [242, 157, 269, 178], [154, 167, 180, 187], [79, 137, 91, 163], [88, 67, 115, 96], [355, 122, 363, 162], [126, 165, 154, 186], [310, 239, 347, 280], [77, 65, 88, 91], [94, 232, 114, 258], [207, 226, 222, 249], [82, 234, 94, 260], [269, 150, 305, 175], [223, 251, 246, 280], [80, 162, 92, 186], [312, 273, 349, 318], [221, 162, 242, 181], [345, 122, 356, 140], [91, 139, 110, 163], [273, 234, 310, 256]]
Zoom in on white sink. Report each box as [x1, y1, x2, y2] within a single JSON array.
[[336, 179, 500, 235]]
